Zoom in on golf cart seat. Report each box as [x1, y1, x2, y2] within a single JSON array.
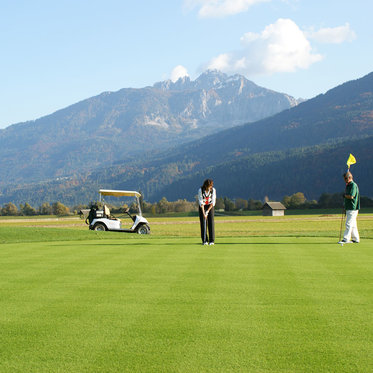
[[104, 205, 118, 220]]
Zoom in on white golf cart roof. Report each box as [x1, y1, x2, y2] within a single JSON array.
[[99, 189, 141, 198]]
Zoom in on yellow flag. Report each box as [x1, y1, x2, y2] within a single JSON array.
[[346, 153, 356, 168]]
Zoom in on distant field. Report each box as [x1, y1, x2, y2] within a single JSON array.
[[1, 211, 373, 239], [0, 215, 372, 372]]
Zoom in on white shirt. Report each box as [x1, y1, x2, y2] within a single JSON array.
[[198, 187, 216, 207]]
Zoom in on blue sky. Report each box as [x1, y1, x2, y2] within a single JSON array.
[[1, 0, 372, 128]]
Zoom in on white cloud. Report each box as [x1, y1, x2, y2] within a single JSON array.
[[170, 65, 189, 82], [306, 23, 356, 44], [184, 0, 270, 18], [206, 54, 231, 71], [207, 18, 323, 75]]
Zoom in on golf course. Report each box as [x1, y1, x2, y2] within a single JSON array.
[[1, 213, 372, 372]]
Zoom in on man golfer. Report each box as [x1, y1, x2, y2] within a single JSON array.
[[198, 179, 216, 245], [339, 171, 360, 244]]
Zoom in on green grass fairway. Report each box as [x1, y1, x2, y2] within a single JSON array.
[[0, 225, 372, 372]]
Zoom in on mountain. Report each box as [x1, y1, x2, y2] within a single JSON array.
[[1, 72, 372, 207], [0, 70, 299, 187], [97, 71, 373, 202]]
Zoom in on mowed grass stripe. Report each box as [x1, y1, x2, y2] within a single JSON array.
[[172, 239, 277, 372], [0, 235, 372, 372], [82, 239, 235, 372], [169, 238, 365, 372], [262, 240, 372, 372], [1, 239, 173, 371], [1, 239, 213, 371]]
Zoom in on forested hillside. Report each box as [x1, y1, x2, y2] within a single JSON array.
[[1, 72, 372, 206], [153, 136, 373, 201]]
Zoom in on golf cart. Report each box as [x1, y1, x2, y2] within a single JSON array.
[[86, 189, 150, 234]]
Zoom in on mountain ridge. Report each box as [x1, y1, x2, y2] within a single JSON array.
[[1, 71, 372, 206], [86, 71, 373, 202], [0, 70, 300, 186]]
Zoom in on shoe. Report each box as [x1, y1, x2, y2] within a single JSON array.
[[352, 240, 360, 243], [209, 242, 214, 245], [338, 239, 348, 244], [203, 242, 208, 245]]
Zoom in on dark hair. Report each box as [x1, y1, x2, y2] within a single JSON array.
[[343, 172, 352, 179], [202, 179, 213, 192]]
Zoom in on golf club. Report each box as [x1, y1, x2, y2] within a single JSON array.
[[204, 210, 209, 244]]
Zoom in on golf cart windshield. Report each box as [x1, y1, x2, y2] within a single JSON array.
[[99, 189, 142, 216]]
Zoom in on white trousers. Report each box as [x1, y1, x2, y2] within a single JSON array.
[[343, 210, 360, 242]]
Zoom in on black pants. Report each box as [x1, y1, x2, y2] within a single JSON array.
[[199, 205, 215, 243]]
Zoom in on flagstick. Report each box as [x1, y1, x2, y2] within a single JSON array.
[[339, 177, 346, 245], [339, 207, 345, 243]]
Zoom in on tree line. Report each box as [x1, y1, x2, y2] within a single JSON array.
[[0, 202, 70, 216], [1, 192, 372, 216]]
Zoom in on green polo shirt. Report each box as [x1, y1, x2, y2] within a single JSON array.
[[344, 181, 360, 210]]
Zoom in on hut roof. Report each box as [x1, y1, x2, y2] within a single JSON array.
[[262, 202, 286, 210]]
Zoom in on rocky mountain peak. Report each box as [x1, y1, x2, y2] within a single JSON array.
[[153, 70, 247, 91], [0, 69, 304, 188], [194, 70, 228, 88]]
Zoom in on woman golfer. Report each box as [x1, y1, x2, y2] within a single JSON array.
[[198, 179, 216, 245]]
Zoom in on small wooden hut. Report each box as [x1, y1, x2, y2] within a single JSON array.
[[262, 202, 286, 216]]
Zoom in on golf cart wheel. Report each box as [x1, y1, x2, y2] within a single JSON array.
[[137, 224, 150, 235], [93, 223, 107, 231]]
